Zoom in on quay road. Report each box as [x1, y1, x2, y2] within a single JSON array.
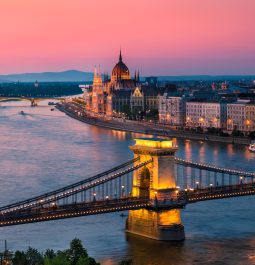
[[56, 102, 250, 145]]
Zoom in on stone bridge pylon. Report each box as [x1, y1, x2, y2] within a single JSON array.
[[126, 138, 185, 241]]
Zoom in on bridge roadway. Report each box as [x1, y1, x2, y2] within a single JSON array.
[[183, 183, 255, 203], [0, 197, 151, 227], [1, 183, 255, 227]]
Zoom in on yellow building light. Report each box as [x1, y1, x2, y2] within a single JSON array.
[[134, 138, 174, 148]]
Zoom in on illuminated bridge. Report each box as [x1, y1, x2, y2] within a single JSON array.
[[0, 138, 254, 241], [0, 96, 63, 106]]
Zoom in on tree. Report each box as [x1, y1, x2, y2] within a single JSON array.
[[121, 104, 131, 119], [68, 238, 88, 265], [232, 130, 244, 137], [76, 255, 99, 265], [118, 259, 133, 265], [249, 131, 255, 139], [46, 251, 70, 265], [44, 249, 56, 260], [26, 247, 44, 265], [12, 251, 27, 265]]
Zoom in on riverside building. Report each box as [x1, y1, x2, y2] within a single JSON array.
[[185, 100, 227, 129], [85, 51, 172, 117], [158, 94, 185, 126], [227, 100, 255, 133]]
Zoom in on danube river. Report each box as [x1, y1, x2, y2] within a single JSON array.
[[0, 101, 255, 265]]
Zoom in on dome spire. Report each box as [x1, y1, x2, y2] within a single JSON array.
[[119, 49, 122, 62]]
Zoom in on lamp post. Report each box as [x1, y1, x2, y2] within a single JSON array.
[[240, 176, 243, 185], [121, 185, 125, 197], [210, 183, 213, 192], [196, 181, 199, 190]]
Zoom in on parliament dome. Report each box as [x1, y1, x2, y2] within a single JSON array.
[[111, 51, 131, 81]]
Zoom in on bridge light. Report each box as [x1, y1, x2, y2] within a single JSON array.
[[106, 196, 109, 199], [196, 181, 199, 189]]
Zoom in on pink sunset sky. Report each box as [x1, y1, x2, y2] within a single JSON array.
[[0, 0, 254, 75]]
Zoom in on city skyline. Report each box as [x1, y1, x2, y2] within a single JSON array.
[[0, 0, 255, 75]]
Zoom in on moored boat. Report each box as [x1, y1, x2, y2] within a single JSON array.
[[249, 142, 255, 152]]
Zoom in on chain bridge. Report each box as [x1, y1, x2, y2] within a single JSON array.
[[0, 138, 254, 241]]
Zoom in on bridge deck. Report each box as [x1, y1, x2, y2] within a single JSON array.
[[0, 198, 150, 227], [184, 183, 255, 203]]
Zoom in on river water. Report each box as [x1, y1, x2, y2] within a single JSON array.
[[0, 100, 255, 265]]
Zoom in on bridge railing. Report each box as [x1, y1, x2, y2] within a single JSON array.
[[0, 158, 153, 215], [175, 158, 255, 191]]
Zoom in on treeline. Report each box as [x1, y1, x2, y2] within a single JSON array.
[[1, 238, 133, 265], [0, 82, 82, 97]]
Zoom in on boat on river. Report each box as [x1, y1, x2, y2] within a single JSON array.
[[249, 141, 255, 152]]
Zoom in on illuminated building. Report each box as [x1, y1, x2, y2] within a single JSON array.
[[185, 100, 226, 129], [158, 94, 185, 126], [85, 50, 169, 117], [85, 50, 139, 116], [227, 100, 255, 133]]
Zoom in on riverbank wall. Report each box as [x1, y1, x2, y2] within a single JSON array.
[[56, 104, 250, 146]]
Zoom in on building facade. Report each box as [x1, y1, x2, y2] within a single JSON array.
[[227, 100, 255, 133], [158, 94, 185, 126], [85, 51, 168, 117], [185, 101, 226, 129]]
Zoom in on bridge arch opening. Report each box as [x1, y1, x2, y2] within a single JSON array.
[[139, 167, 150, 197]]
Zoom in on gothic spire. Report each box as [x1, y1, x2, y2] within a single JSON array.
[[94, 65, 97, 77], [119, 49, 122, 62]]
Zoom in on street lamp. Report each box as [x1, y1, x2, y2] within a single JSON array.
[[240, 176, 243, 185], [93, 193, 96, 202], [121, 185, 125, 197], [196, 181, 199, 189], [210, 183, 213, 191]]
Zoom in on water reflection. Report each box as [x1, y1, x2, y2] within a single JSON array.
[[0, 102, 255, 265]]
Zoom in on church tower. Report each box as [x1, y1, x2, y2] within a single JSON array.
[[92, 66, 105, 113]]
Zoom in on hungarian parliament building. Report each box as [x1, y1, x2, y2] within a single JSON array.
[[84, 51, 174, 117]]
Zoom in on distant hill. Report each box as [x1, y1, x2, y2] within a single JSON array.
[[157, 75, 255, 81], [0, 70, 94, 82], [1, 70, 254, 83]]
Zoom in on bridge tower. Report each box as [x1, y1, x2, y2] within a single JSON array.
[[126, 138, 185, 241]]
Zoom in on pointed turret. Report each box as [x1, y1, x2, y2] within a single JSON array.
[[93, 65, 102, 85], [137, 70, 140, 82], [119, 49, 122, 62]]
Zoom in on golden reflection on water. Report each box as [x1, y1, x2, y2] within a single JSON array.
[[227, 144, 234, 156], [184, 140, 192, 161]]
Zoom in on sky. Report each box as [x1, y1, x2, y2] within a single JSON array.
[[0, 0, 255, 75]]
